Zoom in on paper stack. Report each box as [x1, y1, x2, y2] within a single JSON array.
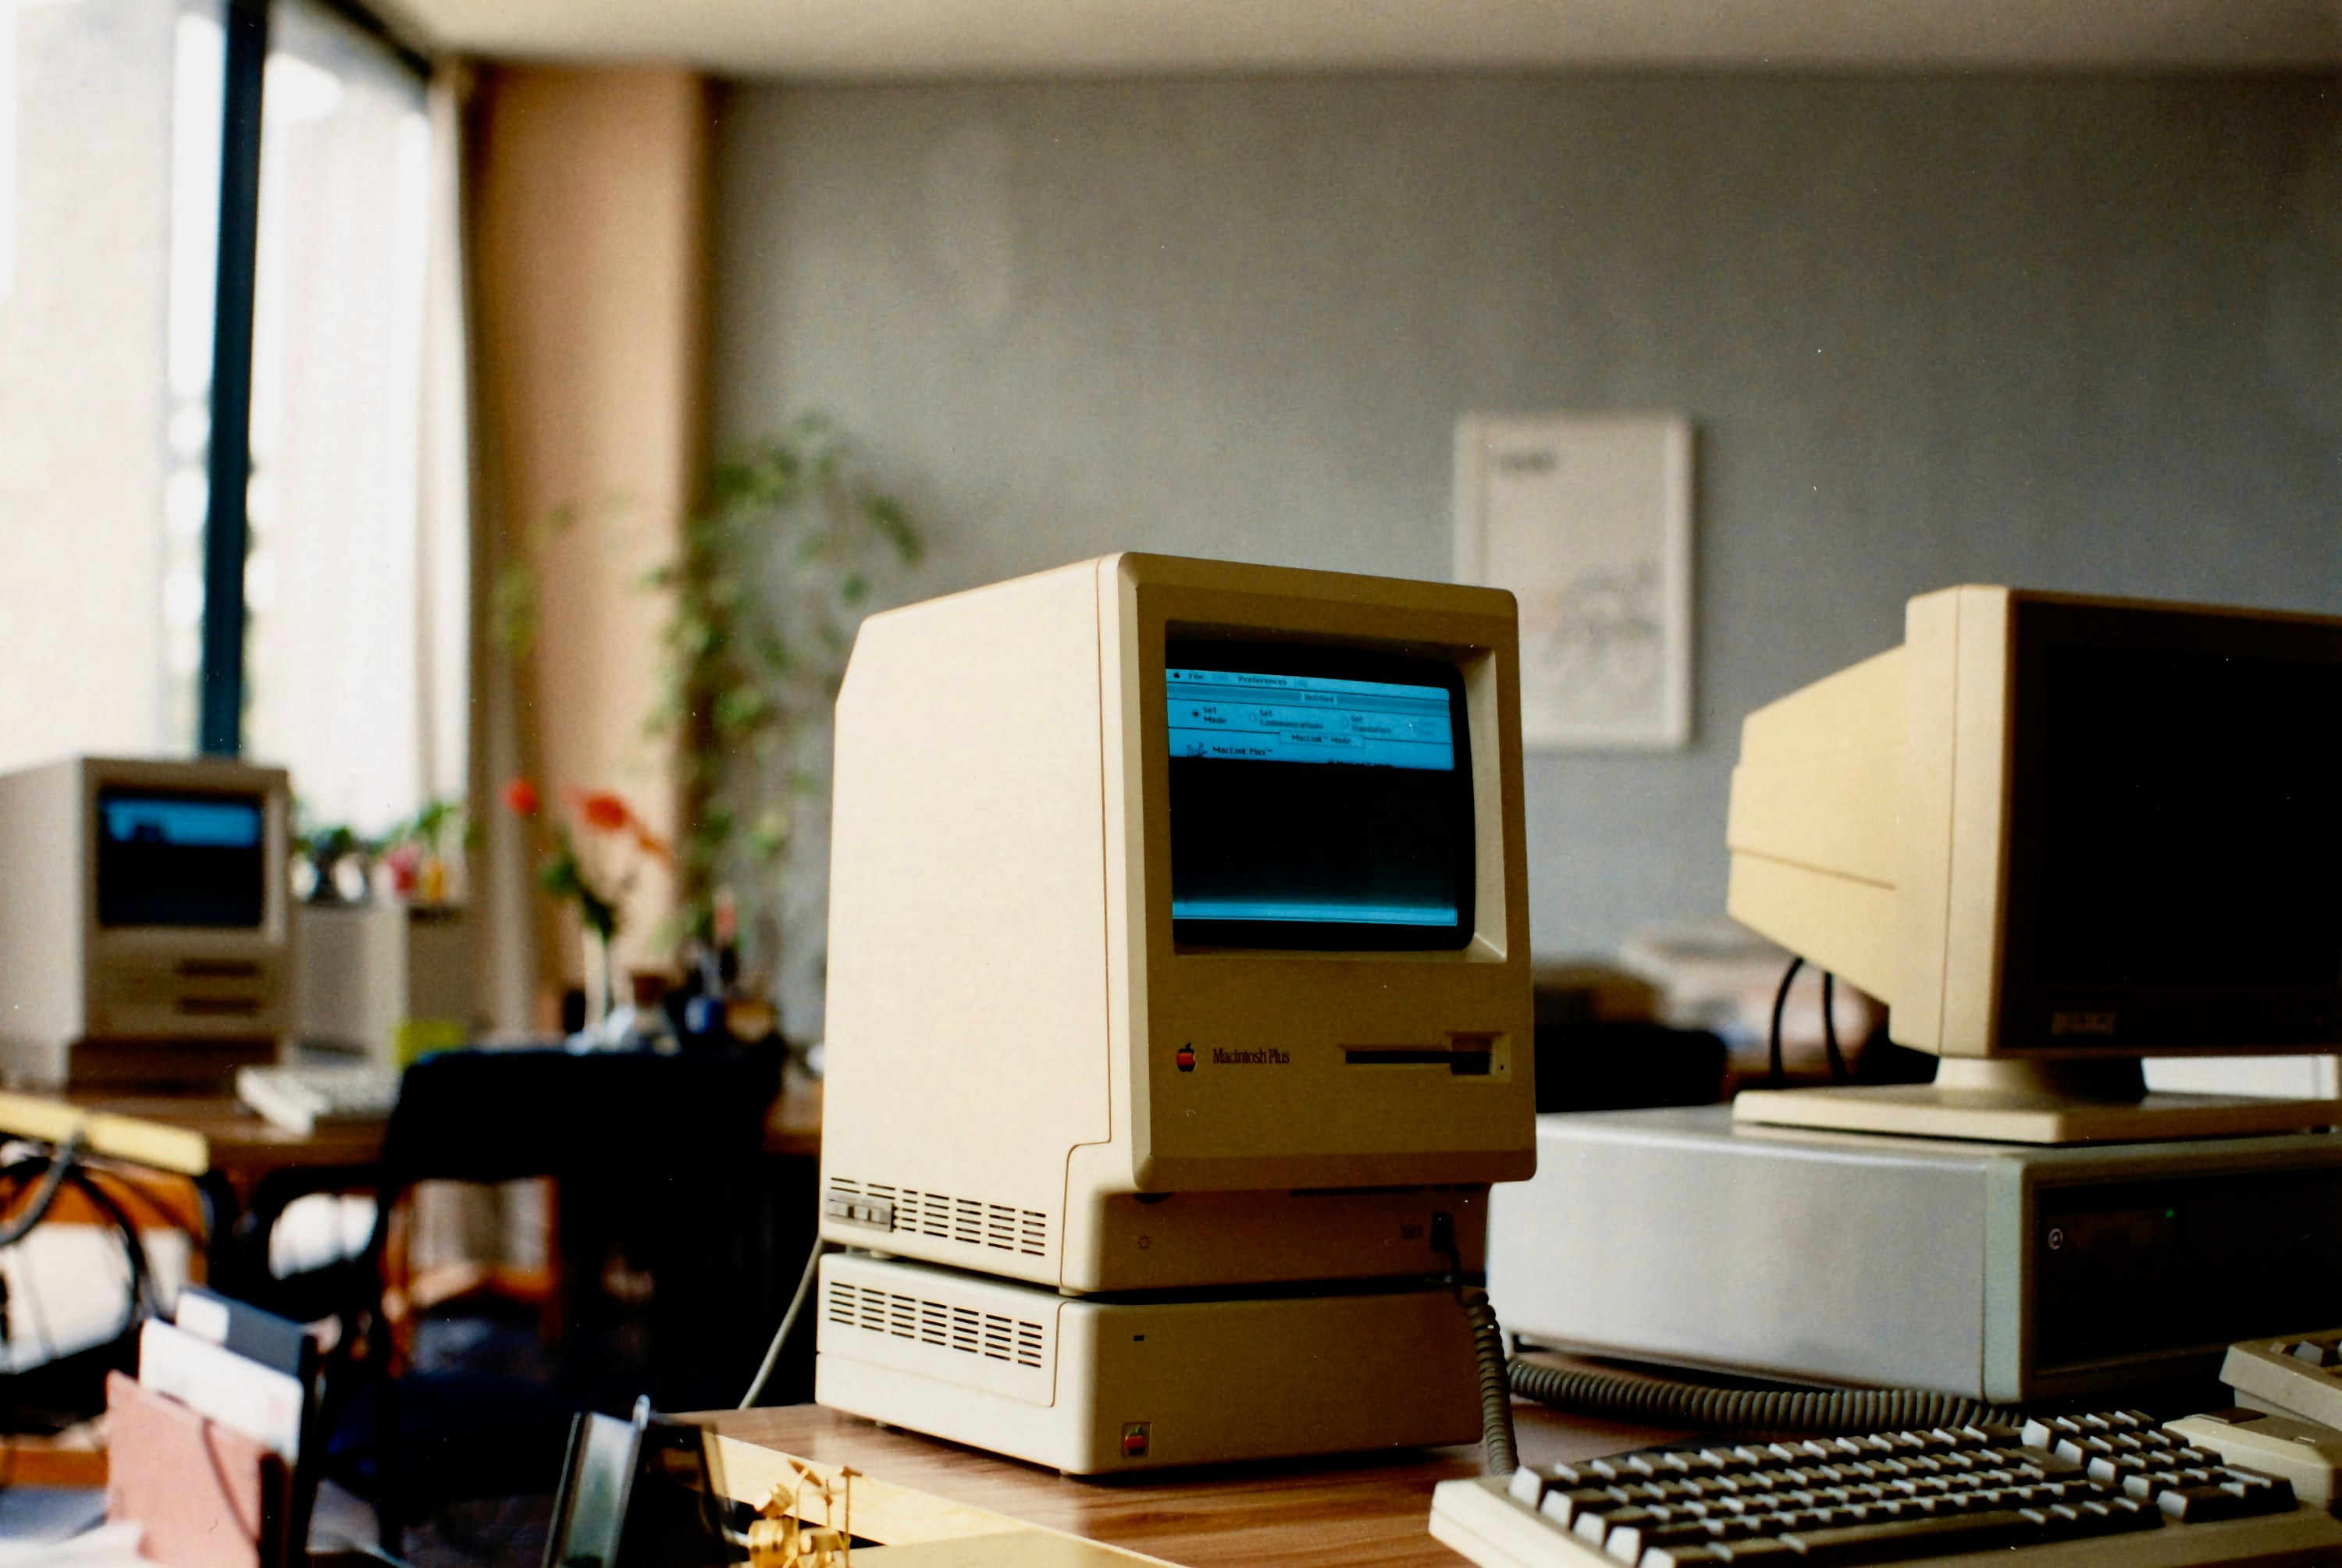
[[104, 1292, 319, 1568]]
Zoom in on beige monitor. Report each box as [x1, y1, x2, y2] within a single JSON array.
[[818, 553, 1535, 1293], [0, 756, 294, 1088], [1727, 585, 2342, 1143]]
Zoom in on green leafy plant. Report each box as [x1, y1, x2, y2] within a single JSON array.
[[290, 816, 376, 903], [493, 502, 578, 660], [646, 413, 922, 965]]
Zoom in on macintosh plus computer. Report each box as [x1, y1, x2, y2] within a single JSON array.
[[813, 553, 1536, 1471]]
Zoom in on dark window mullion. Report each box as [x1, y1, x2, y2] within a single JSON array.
[[197, 0, 268, 757]]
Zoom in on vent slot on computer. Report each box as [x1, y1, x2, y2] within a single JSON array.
[[827, 1178, 1048, 1258], [825, 1278, 1046, 1369]]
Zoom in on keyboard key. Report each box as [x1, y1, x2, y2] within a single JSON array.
[[1638, 1541, 1801, 1566], [1546, 1486, 1622, 1525], [1609, 1515, 1730, 1560], [2030, 1495, 2163, 1541], [1774, 1509, 2040, 1563], [1597, 1509, 1668, 1558], [2294, 1341, 2337, 1367], [2154, 1474, 2297, 1523], [1579, 1502, 1671, 1544]]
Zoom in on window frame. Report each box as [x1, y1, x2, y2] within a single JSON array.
[[195, 0, 427, 758]]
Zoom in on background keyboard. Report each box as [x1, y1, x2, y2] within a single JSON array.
[[1430, 1411, 2342, 1566], [236, 1064, 401, 1136]]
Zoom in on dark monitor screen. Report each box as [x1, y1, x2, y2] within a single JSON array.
[[1164, 642, 1473, 950], [2003, 603, 2342, 1049], [95, 789, 268, 929]]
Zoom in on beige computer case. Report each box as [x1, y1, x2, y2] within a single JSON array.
[[813, 1251, 1479, 1474], [819, 553, 1535, 1293], [0, 756, 292, 1086]]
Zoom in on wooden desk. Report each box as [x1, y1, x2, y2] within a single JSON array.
[[696, 1396, 1686, 1566], [0, 1090, 386, 1193], [0, 1054, 822, 1204], [0, 1089, 386, 1282], [767, 1066, 823, 1160]]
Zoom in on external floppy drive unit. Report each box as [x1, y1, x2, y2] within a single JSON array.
[[814, 1251, 1480, 1474]]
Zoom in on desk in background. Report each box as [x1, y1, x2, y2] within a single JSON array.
[[0, 1058, 820, 1346], [0, 1058, 817, 1234], [0, 1089, 384, 1289]]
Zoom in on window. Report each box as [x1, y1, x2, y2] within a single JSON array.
[[246, 0, 460, 834], [0, 0, 224, 772], [0, 0, 462, 835]]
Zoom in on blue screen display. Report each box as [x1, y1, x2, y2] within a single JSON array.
[[102, 797, 263, 848], [1165, 668, 1454, 772], [1165, 659, 1468, 939], [96, 790, 267, 927]]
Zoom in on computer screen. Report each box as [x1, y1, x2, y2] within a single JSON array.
[[1164, 642, 1473, 950], [2002, 601, 2342, 1049], [95, 788, 268, 929]]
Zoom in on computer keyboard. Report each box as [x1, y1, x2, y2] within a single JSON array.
[[1429, 1411, 2342, 1566], [235, 1064, 401, 1136], [2224, 1332, 2342, 1435]]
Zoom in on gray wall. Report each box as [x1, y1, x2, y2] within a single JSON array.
[[708, 73, 2342, 1017]]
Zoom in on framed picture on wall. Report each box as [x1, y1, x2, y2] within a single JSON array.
[[1453, 413, 1694, 750]]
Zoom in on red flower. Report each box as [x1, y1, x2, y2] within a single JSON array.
[[503, 777, 540, 816], [573, 790, 632, 834], [383, 842, 422, 894], [565, 788, 674, 863]]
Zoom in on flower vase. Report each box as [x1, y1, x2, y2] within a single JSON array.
[[582, 930, 617, 1044]]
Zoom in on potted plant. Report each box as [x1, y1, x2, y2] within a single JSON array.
[[503, 778, 673, 1044], [646, 414, 921, 1025]]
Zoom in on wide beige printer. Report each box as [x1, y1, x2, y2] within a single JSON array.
[[815, 553, 1536, 1471], [0, 756, 294, 1089]]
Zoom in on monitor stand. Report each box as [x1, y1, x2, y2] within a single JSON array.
[[1732, 1059, 2342, 1145]]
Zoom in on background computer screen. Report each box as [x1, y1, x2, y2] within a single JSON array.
[[95, 789, 268, 928], [2003, 603, 2342, 1047], [1164, 641, 1473, 950]]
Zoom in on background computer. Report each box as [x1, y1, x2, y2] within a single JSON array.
[[813, 552, 1536, 1471], [0, 756, 293, 1089]]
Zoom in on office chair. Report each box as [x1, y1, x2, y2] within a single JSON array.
[[323, 1045, 782, 1552]]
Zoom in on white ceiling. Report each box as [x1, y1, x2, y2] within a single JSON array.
[[391, 0, 2342, 76]]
